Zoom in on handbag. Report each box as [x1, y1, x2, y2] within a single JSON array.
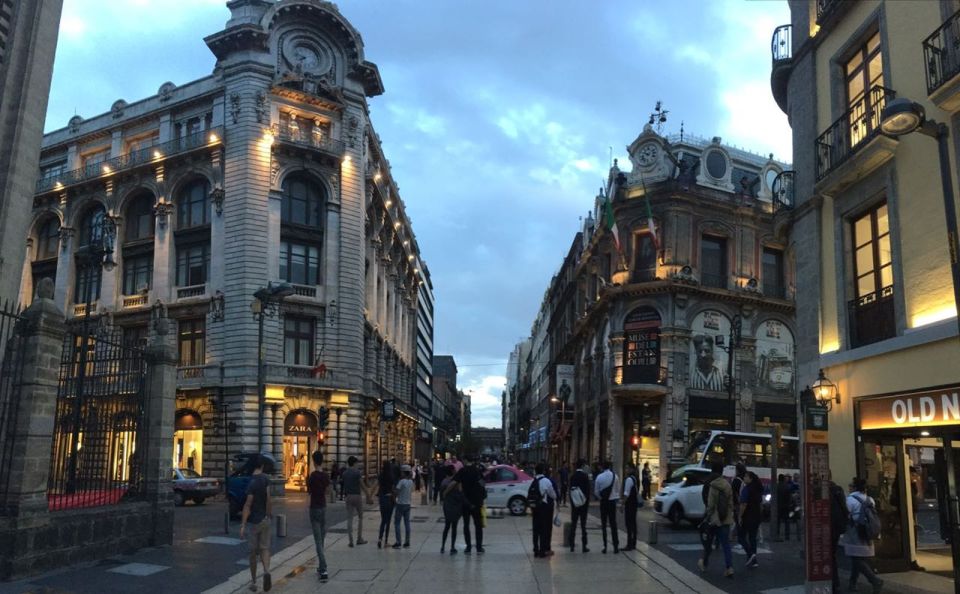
[[570, 486, 586, 507], [553, 513, 561, 527]]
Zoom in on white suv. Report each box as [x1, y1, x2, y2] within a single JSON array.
[[653, 466, 712, 527]]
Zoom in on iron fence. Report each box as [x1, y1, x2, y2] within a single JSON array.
[[923, 9, 960, 96], [815, 85, 895, 181], [47, 326, 147, 511], [772, 170, 795, 212], [771, 24, 792, 64], [0, 301, 24, 511]]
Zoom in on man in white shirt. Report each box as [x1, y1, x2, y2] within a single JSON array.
[[532, 462, 558, 558], [593, 460, 620, 554], [622, 462, 639, 551]]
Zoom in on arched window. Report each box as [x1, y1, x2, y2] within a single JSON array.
[[125, 193, 155, 242], [35, 217, 60, 260], [281, 174, 324, 228], [177, 179, 209, 229], [78, 204, 106, 248], [279, 173, 325, 286]]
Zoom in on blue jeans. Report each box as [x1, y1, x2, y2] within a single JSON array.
[[394, 503, 411, 544], [704, 524, 733, 569], [378, 494, 395, 542], [309, 508, 327, 574]]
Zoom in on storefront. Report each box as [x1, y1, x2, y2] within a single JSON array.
[[623, 401, 661, 486], [173, 409, 203, 474], [856, 385, 960, 580], [283, 409, 318, 492]]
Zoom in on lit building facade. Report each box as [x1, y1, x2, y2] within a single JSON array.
[[773, 0, 960, 577], [22, 0, 425, 489], [511, 124, 796, 485]]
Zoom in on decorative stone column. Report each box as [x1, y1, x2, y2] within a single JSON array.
[[143, 309, 177, 546], [272, 403, 283, 477]]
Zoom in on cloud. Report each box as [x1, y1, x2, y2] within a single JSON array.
[[460, 371, 507, 428]]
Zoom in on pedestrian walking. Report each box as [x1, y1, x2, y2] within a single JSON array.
[[440, 465, 463, 554], [844, 477, 884, 593], [698, 460, 735, 578], [731, 463, 746, 552], [827, 471, 848, 593], [530, 462, 558, 558], [307, 451, 330, 582], [239, 455, 273, 592], [593, 460, 620, 554], [432, 459, 444, 504], [392, 465, 414, 548], [641, 461, 652, 500], [569, 459, 590, 553], [342, 456, 367, 547], [776, 474, 792, 540], [558, 462, 569, 507], [447, 454, 486, 554], [376, 460, 396, 549], [738, 470, 763, 569], [622, 462, 639, 551]]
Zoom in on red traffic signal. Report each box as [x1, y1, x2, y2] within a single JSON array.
[[631, 435, 640, 448]]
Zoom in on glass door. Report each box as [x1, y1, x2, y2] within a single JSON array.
[[859, 436, 910, 571]]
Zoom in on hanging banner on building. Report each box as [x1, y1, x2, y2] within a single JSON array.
[[556, 364, 575, 405], [623, 307, 661, 384], [284, 409, 318, 435], [689, 310, 729, 391], [755, 320, 795, 393], [804, 441, 833, 590], [858, 385, 960, 430]]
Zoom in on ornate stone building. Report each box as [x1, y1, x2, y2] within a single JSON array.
[[511, 123, 797, 484], [22, 0, 425, 490]]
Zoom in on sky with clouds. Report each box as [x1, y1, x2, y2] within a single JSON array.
[[46, 0, 791, 429]]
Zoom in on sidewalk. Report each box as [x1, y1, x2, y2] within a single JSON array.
[[204, 500, 725, 594]]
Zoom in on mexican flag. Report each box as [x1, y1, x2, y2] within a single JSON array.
[[604, 177, 621, 253], [644, 189, 659, 251]]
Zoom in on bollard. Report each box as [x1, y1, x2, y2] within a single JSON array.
[[420, 491, 428, 506], [224, 511, 230, 535], [276, 513, 287, 538], [648, 520, 658, 544]]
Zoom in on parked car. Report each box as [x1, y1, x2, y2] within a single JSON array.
[[172, 468, 220, 507], [226, 452, 277, 518], [483, 464, 534, 516], [653, 466, 712, 527]]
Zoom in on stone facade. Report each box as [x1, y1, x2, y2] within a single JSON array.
[[21, 1, 426, 488], [509, 125, 797, 484], [0, 0, 63, 306]]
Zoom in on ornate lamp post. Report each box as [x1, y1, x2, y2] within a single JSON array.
[[252, 282, 294, 453]]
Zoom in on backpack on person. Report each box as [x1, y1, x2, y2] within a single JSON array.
[[852, 493, 881, 540], [715, 480, 730, 523], [527, 478, 542, 510], [570, 486, 586, 508]]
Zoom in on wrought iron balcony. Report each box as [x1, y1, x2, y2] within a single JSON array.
[[924, 9, 960, 97], [271, 123, 345, 156], [848, 285, 896, 348], [771, 24, 792, 65], [815, 85, 895, 182], [36, 127, 223, 194], [816, 0, 853, 26], [772, 170, 794, 212], [770, 24, 793, 113]]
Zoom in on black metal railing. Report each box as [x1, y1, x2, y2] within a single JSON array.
[[848, 285, 896, 348], [817, 0, 851, 25], [772, 24, 792, 64], [47, 328, 147, 511], [272, 124, 345, 155], [924, 9, 960, 95], [815, 85, 895, 181], [0, 301, 24, 512], [772, 170, 795, 212], [36, 127, 223, 194]]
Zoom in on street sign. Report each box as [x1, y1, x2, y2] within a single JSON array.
[[804, 441, 833, 593], [382, 399, 396, 421]]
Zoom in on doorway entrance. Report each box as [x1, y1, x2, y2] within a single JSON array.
[[283, 409, 318, 492]]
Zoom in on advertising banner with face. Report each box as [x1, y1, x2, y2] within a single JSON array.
[[755, 320, 795, 393], [689, 310, 729, 391]]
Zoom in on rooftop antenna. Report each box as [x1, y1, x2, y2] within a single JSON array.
[[680, 120, 685, 142], [648, 100, 669, 135]]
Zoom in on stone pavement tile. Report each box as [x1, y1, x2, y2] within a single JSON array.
[[541, 579, 671, 594], [370, 580, 541, 594]]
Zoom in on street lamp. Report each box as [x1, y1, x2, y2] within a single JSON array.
[[717, 314, 743, 430], [550, 394, 566, 468], [66, 214, 116, 494], [880, 98, 960, 343], [252, 282, 294, 454]]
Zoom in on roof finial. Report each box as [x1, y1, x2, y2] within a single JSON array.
[[648, 101, 669, 135]]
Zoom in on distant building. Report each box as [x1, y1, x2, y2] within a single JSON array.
[[413, 262, 435, 462], [471, 427, 503, 459], [0, 0, 62, 305]]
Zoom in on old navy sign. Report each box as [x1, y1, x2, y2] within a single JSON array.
[[859, 386, 960, 430]]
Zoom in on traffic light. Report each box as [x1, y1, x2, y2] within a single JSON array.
[[318, 406, 329, 429], [631, 435, 640, 450], [317, 431, 326, 446]]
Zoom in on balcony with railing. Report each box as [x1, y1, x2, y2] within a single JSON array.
[[291, 284, 317, 298], [771, 170, 795, 213], [121, 294, 149, 309], [816, 0, 853, 27], [770, 24, 793, 114], [36, 127, 223, 194], [924, 9, 960, 110], [815, 85, 898, 193], [177, 284, 206, 299], [848, 285, 896, 348], [271, 124, 345, 157], [264, 363, 343, 389]]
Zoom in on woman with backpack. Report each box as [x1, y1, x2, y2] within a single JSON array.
[[698, 460, 735, 578], [844, 477, 884, 593]]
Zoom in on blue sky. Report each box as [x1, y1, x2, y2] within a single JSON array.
[[47, 0, 791, 428]]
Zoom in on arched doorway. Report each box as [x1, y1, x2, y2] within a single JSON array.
[[173, 409, 204, 474], [283, 409, 318, 491]]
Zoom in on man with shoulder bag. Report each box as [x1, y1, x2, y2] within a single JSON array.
[[530, 462, 558, 558], [569, 459, 591, 552], [844, 477, 884, 593], [593, 460, 620, 554]]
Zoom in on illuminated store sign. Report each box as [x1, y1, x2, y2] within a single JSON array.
[[859, 386, 960, 430]]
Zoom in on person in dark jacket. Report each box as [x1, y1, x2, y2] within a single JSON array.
[[569, 459, 591, 552], [731, 463, 746, 552], [827, 471, 848, 594], [738, 471, 763, 568], [622, 463, 640, 551], [376, 460, 396, 549], [776, 474, 792, 540]]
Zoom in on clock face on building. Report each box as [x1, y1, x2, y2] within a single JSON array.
[[637, 142, 660, 167], [282, 38, 326, 75]]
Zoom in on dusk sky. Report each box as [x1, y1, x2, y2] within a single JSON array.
[[46, 0, 791, 428]]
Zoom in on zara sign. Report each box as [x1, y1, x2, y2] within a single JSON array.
[[859, 385, 960, 430]]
